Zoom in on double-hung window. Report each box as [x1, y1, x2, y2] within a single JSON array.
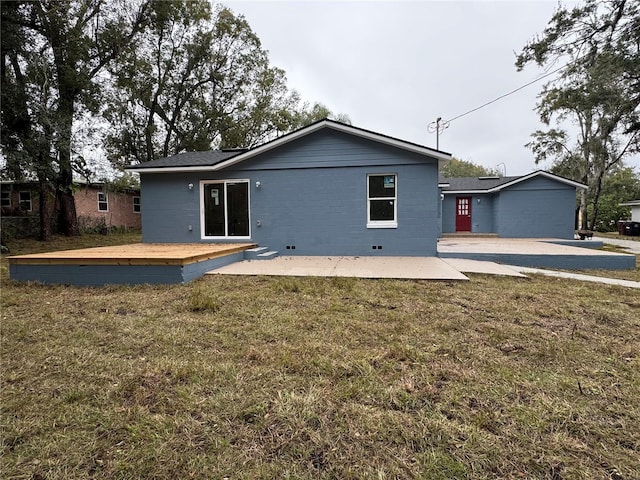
[[1, 187, 11, 208], [18, 191, 32, 211], [98, 192, 108, 212], [367, 174, 397, 228], [133, 196, 141, 213]]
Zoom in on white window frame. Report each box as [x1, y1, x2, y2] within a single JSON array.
[[133, 196, 141, 213], [18, 191, 32, 212], [1, 188, 11, 208], [200, 179, 251, 240], [98, 192, 108, 212], [367, 173, 397, 228]]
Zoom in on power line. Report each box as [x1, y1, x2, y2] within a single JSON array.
[[445, 62, 570, 124]]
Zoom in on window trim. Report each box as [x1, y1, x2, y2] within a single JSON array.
[[18, 190, 32, 212], [1, 187, 11, 208], [98, 191, 109, 212], [200, 179, 251, 240], [133, 195, 141, 213], [367, 173, 398, 229]]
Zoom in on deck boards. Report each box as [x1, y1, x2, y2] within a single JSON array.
[[8, 243, 257, 266]]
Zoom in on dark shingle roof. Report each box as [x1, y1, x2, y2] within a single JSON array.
[[130, 149, 245, 170], [439, 176, 519, 191]]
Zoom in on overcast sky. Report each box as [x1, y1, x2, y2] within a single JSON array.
[[222, 0, 582, 176]]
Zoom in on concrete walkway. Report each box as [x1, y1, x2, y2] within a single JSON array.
[[508, 265, 640, 289], [594, 236, 640, 254]]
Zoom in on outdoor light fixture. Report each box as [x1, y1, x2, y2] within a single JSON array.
[[477, 198, 481, 204], [188, 183, 194, 190], [255, 181, 261, 188]]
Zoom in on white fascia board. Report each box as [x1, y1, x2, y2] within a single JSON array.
[[486, 171, 587, 192], [326, 122, 452, 161], [442, 190, 489, 195], [620, 200, 640, 206]]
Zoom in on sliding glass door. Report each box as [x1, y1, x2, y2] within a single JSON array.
[[202, 181, 249, 238]]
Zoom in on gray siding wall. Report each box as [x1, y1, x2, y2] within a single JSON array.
[[441, 194, 494, 233], [441, 195, 456, 233], [471, 195, 494, 233], [494, 177, 576, 238], [140, 130, 440, 256], [441, 176, 577, 238]]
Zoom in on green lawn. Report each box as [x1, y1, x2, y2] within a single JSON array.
[[1, 234, 639, 479]]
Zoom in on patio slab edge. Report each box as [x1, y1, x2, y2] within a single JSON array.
[[437, 252, 636, 270]]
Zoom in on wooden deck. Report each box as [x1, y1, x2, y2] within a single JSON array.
[[8, 243, 257, 267]]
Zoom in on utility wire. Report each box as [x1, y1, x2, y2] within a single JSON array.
[[445, 62, 571, 124]]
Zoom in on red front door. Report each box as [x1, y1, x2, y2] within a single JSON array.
[[455, 196, 472, 232]]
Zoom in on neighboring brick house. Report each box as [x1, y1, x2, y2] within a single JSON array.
[[74, 182, 141, 230], [1, 181, 141, 234]]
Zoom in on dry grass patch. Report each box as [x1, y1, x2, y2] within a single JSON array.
[[2, 235, 639, 479]]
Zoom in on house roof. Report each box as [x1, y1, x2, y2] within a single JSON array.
[[127, 119, 452, 173], [440, 170, 587, 194], [127, 149, 246, 170]]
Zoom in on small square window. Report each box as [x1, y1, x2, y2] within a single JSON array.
[[98, 192, 108, 212], [18, 191, 32, 211], [133, 196, 141, 213]]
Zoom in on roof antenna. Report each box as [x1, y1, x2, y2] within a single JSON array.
[[428, 117, 450, 150]]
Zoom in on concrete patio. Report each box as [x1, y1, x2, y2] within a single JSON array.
[[210, 237, 636, 281], [437, 237, 636, 270], [209, 256, 472, 280]]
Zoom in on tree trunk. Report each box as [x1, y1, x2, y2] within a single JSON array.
[[38, 181, 54, 241], [589, 169, 607, 231], [56, 87, 80, 236]]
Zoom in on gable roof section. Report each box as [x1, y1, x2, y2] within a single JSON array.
[[440, 170, 587, 194], [127, 119, 452, 173]]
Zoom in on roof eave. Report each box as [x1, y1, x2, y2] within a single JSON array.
[[126, 165, 222, 174], [442, 189, 490, 195], [488, 170, 588, 191]]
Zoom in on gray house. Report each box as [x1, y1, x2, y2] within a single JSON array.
[[128, 120, 452, 256], [620, 199, 640, 222], [440, 171, 587, 238]]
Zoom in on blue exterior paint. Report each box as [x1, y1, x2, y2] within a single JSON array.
[[438, 251, 635, 270], [9, 252, 244, 286], [141, 129, 441, 256], [442, 175, 579, 238], [494, 176, 576, 238], [442, 194, 494, 233], [441, 195, 455, 233]]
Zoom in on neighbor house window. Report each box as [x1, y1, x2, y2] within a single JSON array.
[[18, 191, 32, 211], [367, 174, 397, 228], [133, 196, 141, 213], [1, 187, 11, 208], [98, 192, 108, 211]]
